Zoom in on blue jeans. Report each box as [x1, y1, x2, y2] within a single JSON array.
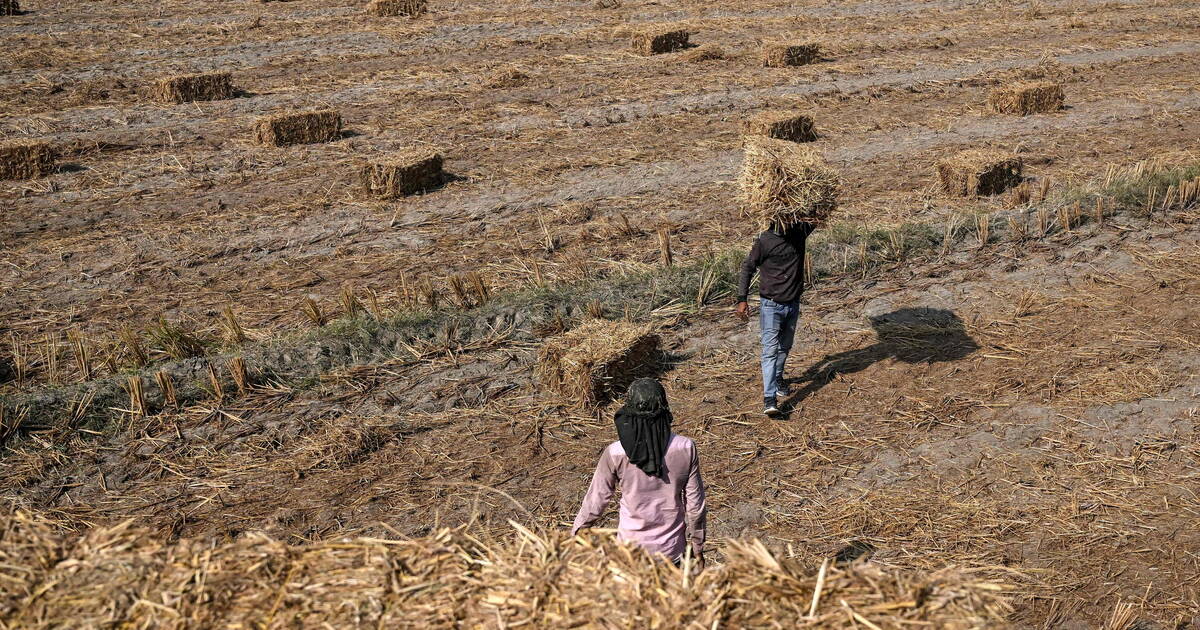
[[760, 298, 799, 402]]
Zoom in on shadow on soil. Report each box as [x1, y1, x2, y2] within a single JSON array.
[[782, 307, 979, 413]]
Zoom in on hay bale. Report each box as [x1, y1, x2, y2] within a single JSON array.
[[0, 140, 56, 180], [745, 112, 817, 143], [936, 149, 1023, 196], [739, 138, 839, 230], [632, 29, 689, 55], [1, 0, 18, 16], [367, 0, 426, 16], [152, 72, 234, 104], [254, 110, 342, 146], [360, 148, 444, 198], [762, 43, 820, 67], [536, 319, 660, 407], [987, 81, 1064, 115]]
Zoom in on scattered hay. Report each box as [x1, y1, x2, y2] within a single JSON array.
[[152, 72, 234, 104], [988, 81, 1064, 115], [536, 319, 660, 407], [483, 67, 529, 89], [632, 29, 689, 55], [1, 0, 18, 16], [0, 140, 56, 180], [0, 511, 1017, 628], [762, 43, 820, 67], [367, 0, 426, 17], [937, 149, 1023, 196], [254, 110, 342, 146], [744, 111, 817, 143], [360, 148, 444, 198], [739, 137, 840, 230], [676, 44, 724, 63]]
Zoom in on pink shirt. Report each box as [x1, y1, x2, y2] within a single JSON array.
[[571, 433, 707, 559]]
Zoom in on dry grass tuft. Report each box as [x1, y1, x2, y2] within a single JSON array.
[[146, 318, 207, 360], [988, 81, 1064, 115], [762, 43, 820, 67], [744, 112, 817, 143], [536, 319, 660, 407], [367, 0, 427, 17], [361, 148, 444, 198], [0, 511, 1017, 628], [936, 149, 1023, 196], [152, 72, 234, 104], [254, 110, 342, 146], [739, 137, 839, 230], [0, 140, 56, 180], [632, 29, 689, 55], [676, 44, 724, 63]]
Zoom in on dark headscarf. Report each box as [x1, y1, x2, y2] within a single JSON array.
[[614, 378, 673, 478]]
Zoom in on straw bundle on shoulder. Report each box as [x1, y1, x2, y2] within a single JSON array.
[[632, 29, 689, 55], [937, 149, 1023, 196], [152, 72, 234, 104], [367, 0, 427, 16], [254, 110, 342, 146], [360, 148, 444, 198], [762, 43, 820, 67], [739, 137, 839, 230], [0, 140, 56, 180], [987, 81, 1064, 115], [536, 319, 660, 407], [745, 112, 817, 143]]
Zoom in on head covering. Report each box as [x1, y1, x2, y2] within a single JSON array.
[[614, 378, 673, 478]]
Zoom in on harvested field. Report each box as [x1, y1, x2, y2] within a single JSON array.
[[253, 109, 342, 146], [537, 319, 660, 407], [0, 140, 55, 180], [632, 29, 689, 55], [367, 0, 427, 18], [988, 80, 1065, 115], [152, 72, 234, 104], [936, 149, 1023, 196], [745, 111, 817, 143], [3, 0, 1200, 626], [762, 43, 820, 68], [360, 148, 444, 198]]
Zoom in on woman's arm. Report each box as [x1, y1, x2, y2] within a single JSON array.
[[571, 446, 618, 535], [684, 442, 707, 557]]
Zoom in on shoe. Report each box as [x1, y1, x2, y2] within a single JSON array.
[[763, 397, 782, 417], [774, 381, 790, 397]]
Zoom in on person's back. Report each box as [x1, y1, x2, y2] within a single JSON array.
[[571, 379, 707, 564]]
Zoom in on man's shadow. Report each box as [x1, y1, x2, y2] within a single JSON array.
[[781, 308, 979, 412]]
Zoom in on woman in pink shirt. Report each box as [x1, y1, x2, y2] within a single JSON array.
[[571, 378, 707, 567]]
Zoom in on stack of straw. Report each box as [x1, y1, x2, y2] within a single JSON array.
[[153, 72, 234, 104], [536, 319, 660, 407], [987, 81, 1064, 115], [632, 29, 690, 55], [1, 0, 18, 16], [936, 149, 1023, 196], [0, 510, 1017, 628], [745, 112, 817, 143], [367, 0, 427, 16], [739, 138, 840, 230], [254, 110, 342, 146], [360, 148, 444, 198], [0, 140, 56, 180], [762, 43, 820, 67]]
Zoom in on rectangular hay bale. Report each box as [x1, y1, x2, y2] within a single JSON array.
[[153, 72, 234, 104], [254, 110, 342, 146], [367, 0, 427, 16], [0, 140, 56, 180], [762, 43, 820, 68], [536, 319, 660, 408], [739, 137, 839, 230], [1, 0, 19, 16], [632, 29, 689, 55], [936, 149, 1023, 196], [987, 81, 1064, 115], [360, 149, 444, 198], [744, 112, 817, 143]]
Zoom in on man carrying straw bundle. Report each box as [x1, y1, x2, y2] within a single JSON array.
[[572, 378, 707, 568], [734, 139, 839, 417]]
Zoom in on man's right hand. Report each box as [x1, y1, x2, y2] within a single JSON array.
[[734, 301, 750, 321]]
